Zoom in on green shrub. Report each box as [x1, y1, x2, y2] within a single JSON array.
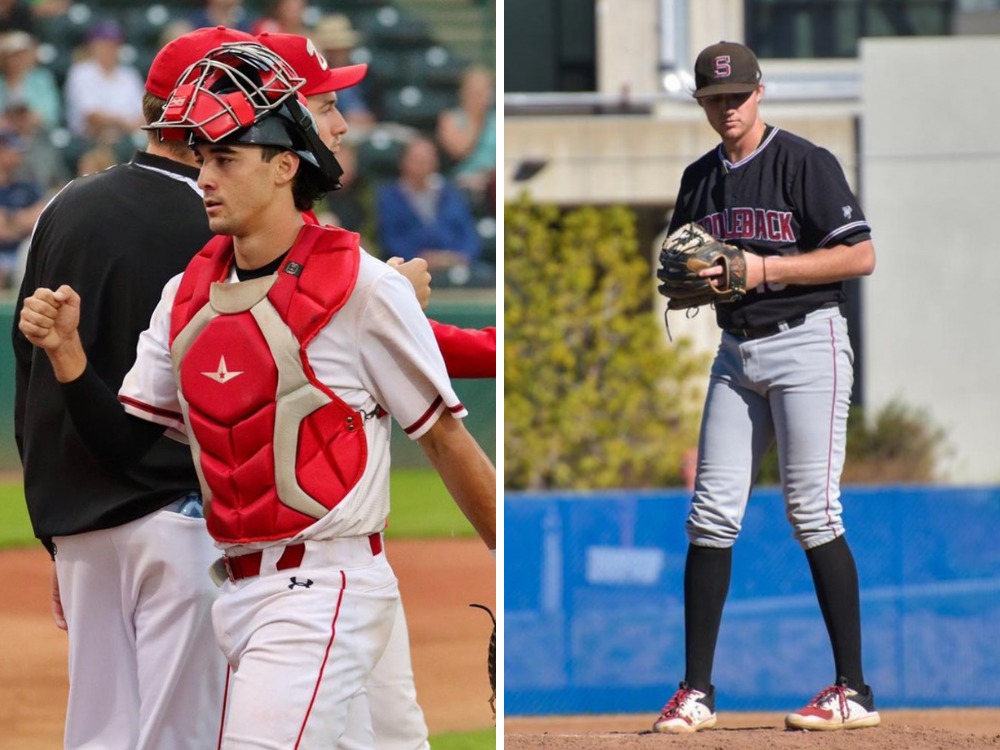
[[504, 198, 708, 490], [842, 400, 947, 483], [757, 400, 947, 485]]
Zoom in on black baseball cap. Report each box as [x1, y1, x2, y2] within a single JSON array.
[[693, 41, 761, 99]]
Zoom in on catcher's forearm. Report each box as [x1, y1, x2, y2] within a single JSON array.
[[61, 362, 167, 468], [45, 334, 87, 383], [418, 414, 497, 550]]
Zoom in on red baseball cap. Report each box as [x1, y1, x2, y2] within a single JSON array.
[[145, 26, 256, 99], [257, 32, 367, 96]]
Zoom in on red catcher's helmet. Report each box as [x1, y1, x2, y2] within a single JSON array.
[[150, 41, 343, 190]]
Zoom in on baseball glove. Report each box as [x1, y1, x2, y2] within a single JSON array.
[[656, 223, 747, 311], [469, 604, 496, 721]]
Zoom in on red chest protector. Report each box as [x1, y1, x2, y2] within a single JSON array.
[[169, 224, 365, 544]]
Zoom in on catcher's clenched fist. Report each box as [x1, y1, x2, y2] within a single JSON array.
[[656, 223, 749, 311], [19, 286, 86, 381]]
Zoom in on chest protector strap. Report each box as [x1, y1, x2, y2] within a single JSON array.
[[169, 224, 365, 544]]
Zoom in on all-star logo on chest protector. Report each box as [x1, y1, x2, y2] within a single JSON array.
[[169, 224, 366, 544], [202, 356, 243, 384]]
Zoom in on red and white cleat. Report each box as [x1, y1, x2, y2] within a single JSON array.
[[785, 678, 881, 731], [652, 682, 717, 734]]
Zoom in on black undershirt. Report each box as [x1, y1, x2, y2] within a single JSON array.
[[234, 251, 288, 281]]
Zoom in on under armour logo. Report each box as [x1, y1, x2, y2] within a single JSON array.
[[288, 577, 314, 589], [201, 356, 244, 384], [842, 205, 853, 219]]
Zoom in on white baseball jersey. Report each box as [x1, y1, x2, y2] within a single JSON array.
[[118, 247, 466, 747], [119, 248, 467, 549]]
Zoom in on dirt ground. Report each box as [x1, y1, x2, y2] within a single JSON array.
[[0, 539, 495, 748], [506, 710, 1000, 749]]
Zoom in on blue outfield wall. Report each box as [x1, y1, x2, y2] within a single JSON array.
[[504, 486, 1000, 715]]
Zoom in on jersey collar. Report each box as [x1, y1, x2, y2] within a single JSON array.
[[131, 150, 202, 197], [718, 125, 779, 172]]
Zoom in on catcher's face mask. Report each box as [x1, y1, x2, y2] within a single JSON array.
[[149, 41, 343, 191]]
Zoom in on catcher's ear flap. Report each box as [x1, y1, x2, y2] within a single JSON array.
[[281, 95, 344, 191]]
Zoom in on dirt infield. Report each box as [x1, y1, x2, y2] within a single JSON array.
[[0, 538, 495, 748], [506, 711, 1000, 749]]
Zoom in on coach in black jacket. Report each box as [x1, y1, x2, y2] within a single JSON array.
[[11, 27, 254, 750]]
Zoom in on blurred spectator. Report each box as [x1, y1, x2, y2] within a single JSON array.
[[483, 169, 495, 216], [2, 101, 69, 190], [0, 127, 44, 287], [25, 0, 68, 19], [252, 0, 309, 36], [0, 31, 70, 190], [312, 14, 374, 133], [317, 142, 370, 235], [64, 20, 145, 142], [0, 31, 60, 128], [75, 143, 116, 176], [376, 136, 481, 283], [0, 0, 32, 34], [189, 0, 254, 34], [159, 19, 195, 48], [435, 64, 495, 202]]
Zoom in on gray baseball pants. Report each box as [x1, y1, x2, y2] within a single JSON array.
[[687, 307, 854, 550]]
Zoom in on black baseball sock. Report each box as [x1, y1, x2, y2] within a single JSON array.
[[805, 535, 866, 692], [683, 543, 732, 694]]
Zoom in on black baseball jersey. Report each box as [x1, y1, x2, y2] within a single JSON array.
[[668, 126, 871, 330], [13, 151, 211, 550]]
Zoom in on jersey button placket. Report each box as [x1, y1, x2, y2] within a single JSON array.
[[722, 170, 735, 239]]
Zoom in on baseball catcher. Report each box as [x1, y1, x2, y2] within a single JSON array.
[[469, 604, 496, 721], [656, 222, 747, 312]]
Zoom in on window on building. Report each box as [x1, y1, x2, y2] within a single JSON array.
[[505, 0, 596, 91], [745, 0, 954, 58]]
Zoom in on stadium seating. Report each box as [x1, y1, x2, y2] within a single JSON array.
[[22, 0, 495, 281]]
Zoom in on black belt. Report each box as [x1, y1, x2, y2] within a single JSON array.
[[726, 315, 807, 340]]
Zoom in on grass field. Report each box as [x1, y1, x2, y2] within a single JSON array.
[[0, 468, 476, 548], [0, 482, 30, 547], [429, 728, 496, 749]]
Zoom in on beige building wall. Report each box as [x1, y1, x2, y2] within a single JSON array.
[[688, 0, 744, 55], [860, 36, 1000, 483], [596, 0, 660, 95], [594, 0, 746, 97], [504, 105, 860, 207]]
